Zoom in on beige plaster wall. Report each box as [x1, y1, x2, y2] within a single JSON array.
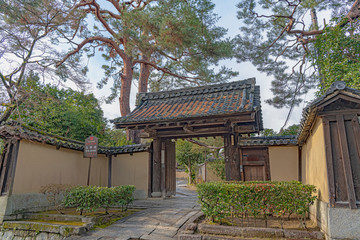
[[111, 152, 149, 193], [301, 118, 329, 202], [269, 146, 298, 181], [12, 140, 108, 194]]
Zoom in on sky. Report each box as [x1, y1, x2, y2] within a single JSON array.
[[85, 0, 319, 132]]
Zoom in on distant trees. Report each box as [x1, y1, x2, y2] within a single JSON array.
[[261, 124, 300, 136], [176, 139, 205, 184]]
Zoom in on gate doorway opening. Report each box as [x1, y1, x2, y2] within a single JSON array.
[[113, 79, 264, 197]]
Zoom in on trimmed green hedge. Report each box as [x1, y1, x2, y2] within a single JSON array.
[[63, 185, 135, 215], [197, 181, 317, 228]]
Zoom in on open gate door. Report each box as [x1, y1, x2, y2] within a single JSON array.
[[241, 147, 270, 181]]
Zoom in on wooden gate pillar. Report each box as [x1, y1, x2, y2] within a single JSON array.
[[151, 138, 162, 197], [224, 134, 241, 181]]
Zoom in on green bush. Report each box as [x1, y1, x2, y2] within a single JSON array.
[[197, 181, 317, 228], [63, 185, 136, 215], [40, 184, 73, 214]]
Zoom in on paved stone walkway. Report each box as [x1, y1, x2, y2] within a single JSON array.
[[67, 181, 200, 240]]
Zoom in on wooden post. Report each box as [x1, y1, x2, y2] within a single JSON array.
[[108, 155, 112, 187], [87, 157, 92, 186], [239, 147, 244, 181], [337, 115, 357, 209], [231, 133, 241, 181], [152, 138, 162, 197], [298, 146, 302, 182], [224, 134, 231, 181], [161, 141, 166, 198]]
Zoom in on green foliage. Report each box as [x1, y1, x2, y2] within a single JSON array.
[[0, 139, 4, 156], [176, 139, 205, 184], [11, 76, 106, 142], [99, 129, 132, 147], [235, 0, 355, 108], [280, 124, 300, 136], [63, 185, 136, 215], [0, 0, 88, 124], [313, 19, 360, 93], [261, 124, 299, 136], [207, 159, 226, 181], [197, 181, 317, 228], [77, 0, 237, 103]]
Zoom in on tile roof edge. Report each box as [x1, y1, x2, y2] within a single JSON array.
[[135, 78, 256, 105], [0, 122, 149, 155], [297, 82, 360, 144]]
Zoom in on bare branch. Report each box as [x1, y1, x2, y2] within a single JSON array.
[[56, 36, 126, 67], [134, 60, 202, 85]]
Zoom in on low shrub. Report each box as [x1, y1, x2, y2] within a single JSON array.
[[197, 181, 317, 228], [40, 184, 74, 214], [63, 185, 136, 215]]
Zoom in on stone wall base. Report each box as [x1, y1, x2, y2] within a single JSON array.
[[0, 230, 64, 240], [310, 199, 360, 240]]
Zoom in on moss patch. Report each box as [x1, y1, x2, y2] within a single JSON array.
[[43, 207, 130, 216], [93, 209, 141, 229], [27, 219, 85, 226]]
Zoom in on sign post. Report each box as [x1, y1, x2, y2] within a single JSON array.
[[84, 136, 98, 186]]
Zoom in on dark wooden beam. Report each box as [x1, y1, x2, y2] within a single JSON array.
[[298, 146, 302, 182], [323, 118, 337, 207], [117, 112, 256, 130], [142, 125, 256, 139], [108, 155, 112, 187], [148, 142, 153, 198], [336, 115, 357, 209], [3, 140, 20, 195], [152, 139, 162, 197], [230, 133, 241, 181], [161, 141, 166, 198], [224, 134, 231, 181]]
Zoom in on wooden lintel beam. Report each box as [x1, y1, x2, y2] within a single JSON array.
[[117, 113, 257, 129]]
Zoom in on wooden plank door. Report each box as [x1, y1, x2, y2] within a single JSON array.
[[165, 140, 176, 197], [241, 147, 270, 181]]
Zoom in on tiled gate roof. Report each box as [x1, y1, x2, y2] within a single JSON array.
[[113, 78, 263, 128]]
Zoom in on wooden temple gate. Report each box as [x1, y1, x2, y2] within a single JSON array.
[[114, 79, 264, 197]]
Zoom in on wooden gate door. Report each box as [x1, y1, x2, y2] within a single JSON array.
[[165, 140, 176, 197], [241, 147, 270, 181]]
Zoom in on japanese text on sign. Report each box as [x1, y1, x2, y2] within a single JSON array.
[[84, 136, 98, 158]]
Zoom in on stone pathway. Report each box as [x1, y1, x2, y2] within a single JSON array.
[[67, 181, 200, 240]]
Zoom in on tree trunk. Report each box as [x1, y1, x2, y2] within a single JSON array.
[[188, 159, 193, 185], [128, 55, 151, 143], [0, 105, 15, 125], [119, 57, 133, 117], [139, 55, 151, 93], [310, 8, 324, 89]]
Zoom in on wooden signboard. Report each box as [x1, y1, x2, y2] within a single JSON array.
[[84, 136, 98, 158]]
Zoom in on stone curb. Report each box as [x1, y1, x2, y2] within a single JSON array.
[[198, 223, 325, 240], [178, 213, 324, 240]]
